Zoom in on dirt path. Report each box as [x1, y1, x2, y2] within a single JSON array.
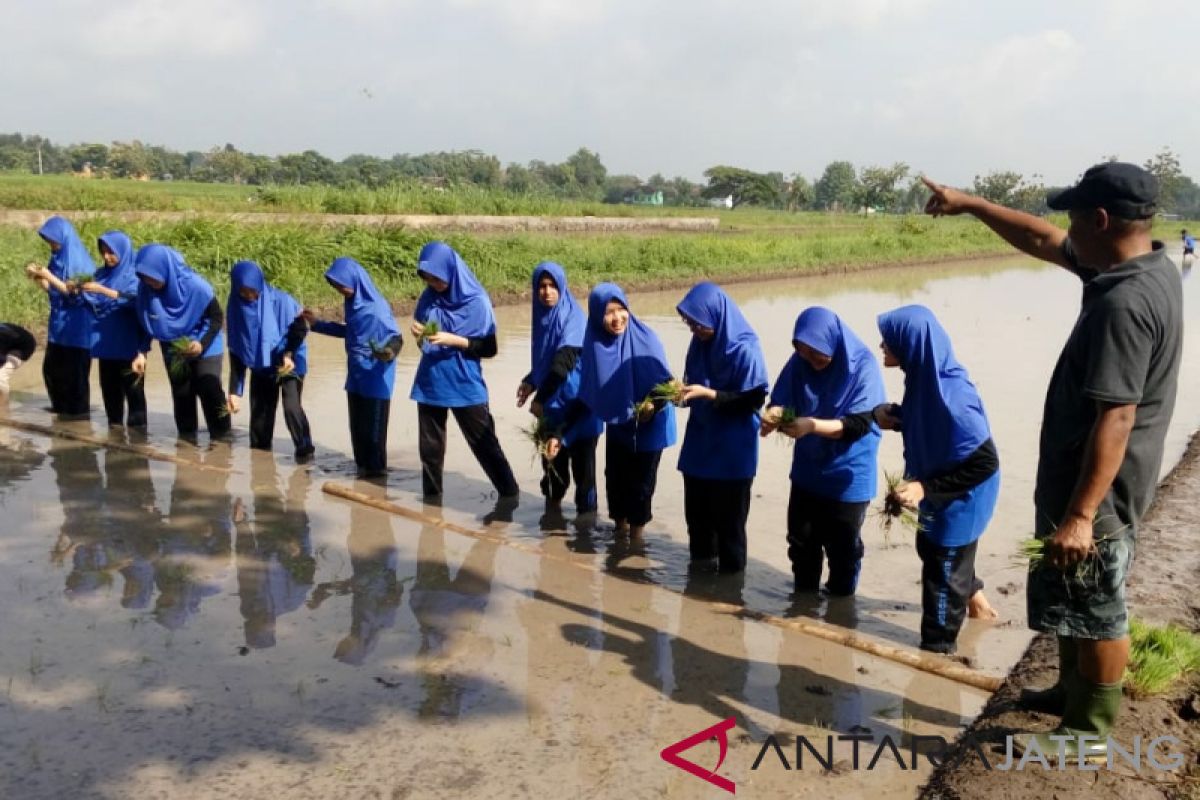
[[919, 433, 1200, 799], [0, 208, 720, 232]]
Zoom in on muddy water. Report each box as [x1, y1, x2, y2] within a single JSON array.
[[1, 252, 1197, 799]]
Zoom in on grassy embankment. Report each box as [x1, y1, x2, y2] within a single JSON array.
[[0, 215, 1014, 328]]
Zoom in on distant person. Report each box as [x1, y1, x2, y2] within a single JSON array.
[[578, 283, 678, 539], [0, 322, 37, 404], [24, 216, 96, 418], [78, 230, 147, 428], [519, 262, 602, 515], [1182, 229, 1195, 263], [226, 261, 315, 461], [921, 163, 1181, 761], [132, 244, 230, 439], [675, 282, 768, 575], [760, 307, 884, 597], [305, 257, 402, 478], [409, 242, 519, 501], [875, 305, 1001, 653]]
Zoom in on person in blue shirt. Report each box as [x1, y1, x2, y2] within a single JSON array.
[[226, 261, 314, 461], [578, 283, 678, 539], [760, 307, 884, 596], [305, 257, 402, 478], [675, 282, 768, 575], [1181, 229, 1195, 261], [24, 216, 97, 418], [409, 242, 518, 500], [875, 304, 1000, 654], [519, 262, 603, 515], [75, 230, 147, 428], [131, 244, 230, 438]]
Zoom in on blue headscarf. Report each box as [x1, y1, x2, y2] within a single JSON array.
[[675, 282, 768, 480], [134, 244, 216, 341], [39, 216, 95, 282], [578, 283, 673, 424], [770, 307, 885, 501], [88, 230, 141, 359], [326, 257, 400, 399], [95, 230, 138, 297], [227, 261, 305, 372], [677, 282, 768, 394], [877, 305, 991, 480], [39, 216, 96, 349], [413, 242, 496, 342], [529, 262, 586, 386], [773, 307, 885, 418]]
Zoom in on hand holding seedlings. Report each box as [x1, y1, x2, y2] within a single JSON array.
[[679, 384, 717, 404], [759, 406, 798, 438], [228, 394, 241, 415], [131, 353, 147, 376], [183, 340, 203, 358], [873, 403, 903, 430], [892, 480, 924, 510], [544, 436, 562, 460], [300, 308, 318, 325], [1047, 513, 1095, 570], [275, 353, 297, 383], [636, 379, 683, 419], [778, 415, 816, 439]]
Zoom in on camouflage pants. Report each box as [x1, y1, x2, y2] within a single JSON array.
[[1026, 529, 1135, 640]]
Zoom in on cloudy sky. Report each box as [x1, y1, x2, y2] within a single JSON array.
[[4, 0, 1197, 185]]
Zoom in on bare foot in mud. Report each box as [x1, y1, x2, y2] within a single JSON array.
[[967, 590, 999, 620]]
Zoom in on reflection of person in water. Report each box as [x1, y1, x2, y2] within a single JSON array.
[[308, 503, 403, 665], [235, 453, 316, 649], [153, 443, 233, 629], [409, 522, 498, 719], [0, 425, 46, 497]]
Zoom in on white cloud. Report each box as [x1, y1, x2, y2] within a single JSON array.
[[87, 0, 263, 58]]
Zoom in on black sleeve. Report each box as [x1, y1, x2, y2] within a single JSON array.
[[922, 438, 1000, 497], [228, 354, 247, 396], [838, 411, 875, 443], [711, 386, 768, 415], [283, 315, 308, 355], [196, 298, 224, 352], [464, 334, 498, 359], [534, 346, 581, 404]]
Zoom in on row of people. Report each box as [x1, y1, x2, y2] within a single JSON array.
[[24, 217, 999, 654]]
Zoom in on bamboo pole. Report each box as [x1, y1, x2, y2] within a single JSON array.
[[0, 417, 237, 474], [322, 481, 1003, 693]]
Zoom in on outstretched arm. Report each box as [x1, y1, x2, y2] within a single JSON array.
[[921, 176, 1071, 269]]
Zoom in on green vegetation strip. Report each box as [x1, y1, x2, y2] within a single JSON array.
[[1126, 618, 1200, 699], [2, 215, 1016, 328]]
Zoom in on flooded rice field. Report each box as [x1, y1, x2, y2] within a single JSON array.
[[1, 254, 1197, 799]]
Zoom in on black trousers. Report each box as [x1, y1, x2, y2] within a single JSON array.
[[98, 357, 147, 427], [164, 349, 230, 437], [787, 486, 869, 596], [541, 436, 598, 512], [915, 532, 984, 654], [418, 403, 519, 497], [348, 392, 390, 476], [605, 439, 662, 528], [249, 372, 313, 455], [43, 342, 91, 416], [683, 476, 753, 573]]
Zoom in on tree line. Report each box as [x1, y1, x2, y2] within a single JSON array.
[[1, 133, 1197, 216]]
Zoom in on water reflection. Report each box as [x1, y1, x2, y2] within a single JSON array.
[[234, 453, 315, 649], [410, 520, 499, 720], [309, 498, 403, 665], [154, 444, 233, 630]]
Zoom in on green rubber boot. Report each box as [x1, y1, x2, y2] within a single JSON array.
[[1017, 637, 1076, 714], [1012, 678, 1122, 764]]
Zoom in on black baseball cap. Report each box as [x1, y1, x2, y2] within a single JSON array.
[[1047, 162, 1159, 219]]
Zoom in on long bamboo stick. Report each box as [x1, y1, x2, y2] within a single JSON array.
[[321, 481, 1003, 692], [0, 417, 237, 474]]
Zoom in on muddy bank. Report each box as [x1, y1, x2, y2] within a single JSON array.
[[919, 431, 1200, 800], [0, 208, 719, 233]]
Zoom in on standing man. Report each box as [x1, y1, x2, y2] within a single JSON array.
[[921, 163, 1182, 760]]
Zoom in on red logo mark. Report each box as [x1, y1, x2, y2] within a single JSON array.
[[660, 717, 737, 794]]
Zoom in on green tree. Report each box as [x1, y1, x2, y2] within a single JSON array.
[[786, 174, 813, 210], [107, 140, 154, 178], [814, 161, 858, 211], [1144, 146, 1185, 211], [856, 162, 909, 211], [702, 166, 781, 207], [565, 148, 607, 196], [971, 171, 1024, 206]]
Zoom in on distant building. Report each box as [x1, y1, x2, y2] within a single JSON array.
[[707, 195, 734, 209], [624, 187, 665, 206]]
